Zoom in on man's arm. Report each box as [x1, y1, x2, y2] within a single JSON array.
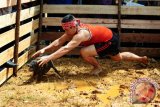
[[47, 33, 83, 60], [32, 33, 69, 58], [42, 33, 69, 52], [38, 31, 89, 66]]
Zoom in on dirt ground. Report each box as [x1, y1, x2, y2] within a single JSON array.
[[0, 57, 160, 107]]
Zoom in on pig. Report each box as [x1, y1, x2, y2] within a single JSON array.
[[27, 57, 62, 82]]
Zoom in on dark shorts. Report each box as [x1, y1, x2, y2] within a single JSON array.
[[94, 33, 119, 57]]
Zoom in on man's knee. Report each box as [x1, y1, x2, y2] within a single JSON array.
[[80, 46, 97, 58], [80, 48, 88, 58], [80, 48, 84, 56]]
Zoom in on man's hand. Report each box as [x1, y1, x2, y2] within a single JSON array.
[[37, 55, 50, 67], [32, 49, 45, 58]]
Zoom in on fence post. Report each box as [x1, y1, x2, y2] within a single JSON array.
[[118, 0, 122, 49], [13, 0, 21, 76], [37, 0, 43, 51]]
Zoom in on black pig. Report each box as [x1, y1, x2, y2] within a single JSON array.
[[27, 57, 61, 82]]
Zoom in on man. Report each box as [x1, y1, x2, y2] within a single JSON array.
[[32, 14, 148, 75]]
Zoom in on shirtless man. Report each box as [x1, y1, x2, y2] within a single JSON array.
[[32, 14, 148, 75]]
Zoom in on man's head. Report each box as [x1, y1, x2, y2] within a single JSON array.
[[61, 14, 75, 23], [61, 14, 80, 35]]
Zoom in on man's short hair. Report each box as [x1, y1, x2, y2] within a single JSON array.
[[61, 14, 75, 23]]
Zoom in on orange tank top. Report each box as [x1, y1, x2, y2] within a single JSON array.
[[79, 23, 113, 46]]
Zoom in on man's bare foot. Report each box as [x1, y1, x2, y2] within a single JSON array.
[[90, 67, 103, 75], [141, 56, 148, 64]]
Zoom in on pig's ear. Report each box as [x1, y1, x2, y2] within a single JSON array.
[[27, 63, 31, 67]]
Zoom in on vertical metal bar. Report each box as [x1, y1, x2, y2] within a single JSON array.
[[37, 0, 43, 51], [13, 0, 21, 76], [118, 0, 122, 49]]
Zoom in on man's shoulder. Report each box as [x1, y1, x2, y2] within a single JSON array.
[[76, 30, 90, 42]]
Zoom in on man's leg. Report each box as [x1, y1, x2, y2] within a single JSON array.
[[110, 52, 148, 64], [80, 45, 102, 74]]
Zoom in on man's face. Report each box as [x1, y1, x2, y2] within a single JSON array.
[[62, 20, 77, 35], [64, 26, 77, 35]]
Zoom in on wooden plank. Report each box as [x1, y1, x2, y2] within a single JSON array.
[[0, 0, 17, 8], [43, 5, 160, 16], [0, 68, 13, 85], [17, 50, 30, 69], [0, 19, 39, 48], [18, 36, 31, 54], [18, 31, 38, 52], [0, 28, 15, 48], [0, 33, 37, 66], [41, 32, 63, 40], [0, 46, 14, 66], [43, 5, 118, 14], [43, 17, 61, 26], [121, 6, 160, 16], [0, 12, 16, 29], [121, 19, 160, 29], [42, 17, 118, 28], [0, 6, 40, 29], [0, 0, 37, 8], [121, 33, 160, 43], [122, 19, 160, 25], [120, 47, 160, 57], [43, 17, 160, 29], [31, 33, 38, 44], [20, 5, 40, 21], [18, 34, 36, 54], [19, 19, 39, 37]]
